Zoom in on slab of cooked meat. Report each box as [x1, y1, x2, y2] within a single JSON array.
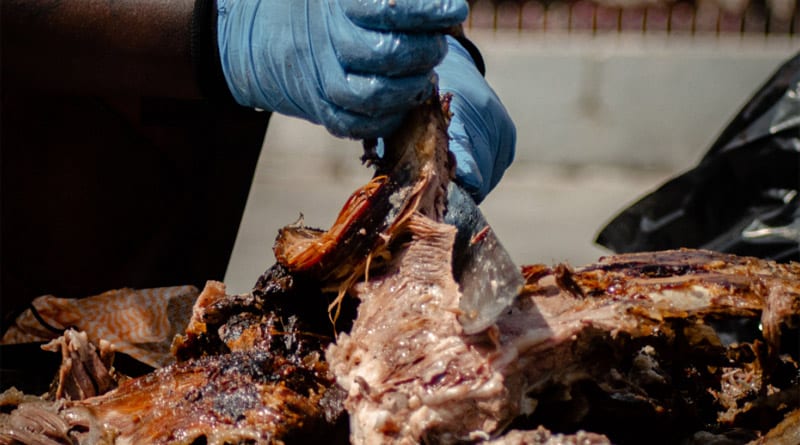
[[496, 250, 799, 443], [324, 221, 799, 444], [2, 93, 798, 444], [1, 280, 347, 444], [281, 95, 800, 443]]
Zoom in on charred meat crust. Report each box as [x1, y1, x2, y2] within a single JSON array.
[[78, 348, 342, 444]]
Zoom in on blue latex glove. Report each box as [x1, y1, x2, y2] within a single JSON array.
[[217, 0, 468, 139], [438, 36, 516, 202]]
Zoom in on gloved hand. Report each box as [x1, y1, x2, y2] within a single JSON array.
[[438, 36, 515, 203], [217, 0, 468, 139]]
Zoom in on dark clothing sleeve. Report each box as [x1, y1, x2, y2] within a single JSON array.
[[192, 0, 237, 103], [0, 95, 270, 326], [1, 1, 270, 327]]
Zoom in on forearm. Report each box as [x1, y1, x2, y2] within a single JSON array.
[[1, 0, 205, 98]]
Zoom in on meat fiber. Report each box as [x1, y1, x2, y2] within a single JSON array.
[[41, 329, 118, 401], [328, 214, 511, 444]]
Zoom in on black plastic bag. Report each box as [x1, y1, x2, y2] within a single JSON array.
[[597, 51, 800, 263]]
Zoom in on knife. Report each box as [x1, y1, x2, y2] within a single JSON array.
[[444, 182, 524, 334]]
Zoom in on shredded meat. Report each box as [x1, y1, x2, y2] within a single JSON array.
[[1, 93, 798, 444], [41, 329, 118, 401], [328, 215, 511, 444]]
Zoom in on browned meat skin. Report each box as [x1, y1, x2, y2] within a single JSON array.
[[486, 249, 799, 442], [1, 279, 346, 445], [85, 281, 345, 445], [79, 349, 339, 444], [171, 280, 233, 360], [0, 349, 341, 445]]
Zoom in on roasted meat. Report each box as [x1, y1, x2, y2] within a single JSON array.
[[74, 348, 340, 444], [1, 348, 342, 445], [493, 250, 799, 443], [327, 213, 513, 444], [274, 95, 800, 443], [324, 223, 800, 443], [1, 280, 346, 444], [2, 93, 799, 444]]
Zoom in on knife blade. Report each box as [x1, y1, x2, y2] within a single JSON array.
[[444, 182, 525, 334]]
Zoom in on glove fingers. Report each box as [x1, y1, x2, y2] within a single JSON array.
[[333, 29, 447, 77], [448, 114, 487, 200], [340, 0, 469, 31], [324, 71, 436, 116], [434, 37, 516, 202], [447, 92, 516, 201]]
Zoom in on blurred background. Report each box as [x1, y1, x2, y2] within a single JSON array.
[[225, 0, 799, 293]]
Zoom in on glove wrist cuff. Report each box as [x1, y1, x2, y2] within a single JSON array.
[[192, 0, 236, 103]]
